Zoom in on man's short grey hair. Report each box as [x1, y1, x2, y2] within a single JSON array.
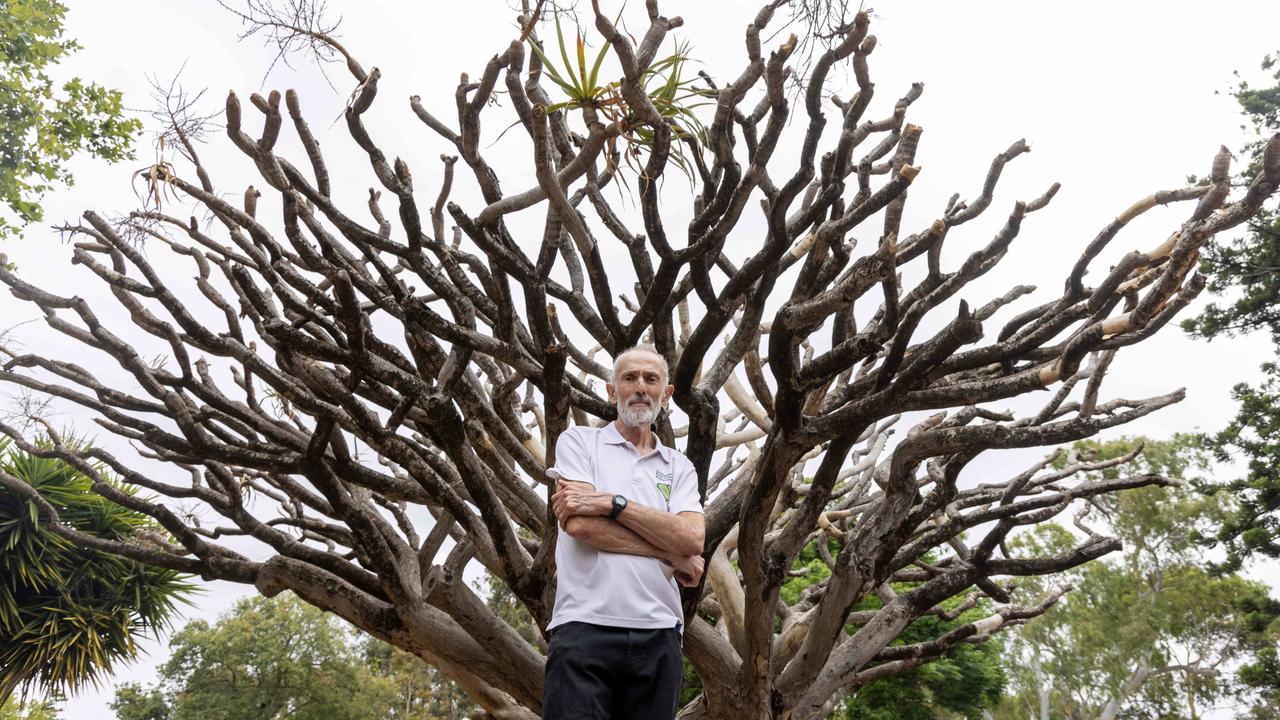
[[611, 345, 669, 386]]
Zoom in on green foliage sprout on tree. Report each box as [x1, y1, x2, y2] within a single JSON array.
[[0, 0, 141, 239], [0, 437, 192, 704], [524, 10, 712, 182]]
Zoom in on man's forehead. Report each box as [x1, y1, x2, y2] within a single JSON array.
[[616, 351, 664, 373]]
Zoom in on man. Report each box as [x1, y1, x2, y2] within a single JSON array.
[[543, 345, 706, 720]]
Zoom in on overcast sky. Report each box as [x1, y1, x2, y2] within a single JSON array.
[[6, 1, 1280, 717]]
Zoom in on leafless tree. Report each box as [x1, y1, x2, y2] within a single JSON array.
[[1, 2, 1277, 718]]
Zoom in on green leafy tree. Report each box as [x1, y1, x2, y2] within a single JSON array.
[[0, 697, 59, 720], [107, 686, 166, 720], [0, 437, 191, 703], [359, 572, 535, 719], [0, 0, 141, 238], [112, 591, 508, 720], [111, 594, 400, 720], [1183, 51, 1280, 570], [993, 437, 1280, 720]]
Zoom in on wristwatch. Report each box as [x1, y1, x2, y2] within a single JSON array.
[[609, 494, 628, 519]]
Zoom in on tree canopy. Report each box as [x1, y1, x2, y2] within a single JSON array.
[[0, 2, 1277, 718], [0, 0, 140, 239]]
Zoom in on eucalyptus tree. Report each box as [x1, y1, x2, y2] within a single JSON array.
[[0, 1, 1277, 718], [994, 437, 1280, 720]]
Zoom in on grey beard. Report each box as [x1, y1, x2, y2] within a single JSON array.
[[617, 398, 659, 427]]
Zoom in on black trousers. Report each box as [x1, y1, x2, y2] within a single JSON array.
[[542, 621, 684, 719]]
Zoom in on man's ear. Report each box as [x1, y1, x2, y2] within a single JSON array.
[[605, 382, 617, 403], [663, 384, 675, 405]]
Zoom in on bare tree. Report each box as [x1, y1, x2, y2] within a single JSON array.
[[1, 2, 1277, 718]]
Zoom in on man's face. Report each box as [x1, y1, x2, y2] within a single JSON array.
[[607, 352, 674, 428]]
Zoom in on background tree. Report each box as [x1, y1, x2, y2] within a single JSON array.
[[993, 437, 1280, 720], [111, 594, 400, 720], [361, 635, 479, 720], [0, 1, 1278, 717], [1184, 50, 1280, 570], [0, 0, 140, 239], [107, 686, 166, 720], [0, 437, 191, 704], [111, 592, 495, 720], [0, 698, 59, 720]]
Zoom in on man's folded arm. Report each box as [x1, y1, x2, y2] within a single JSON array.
[[614, 501, 705, 557], [562, 515, 676, 562]]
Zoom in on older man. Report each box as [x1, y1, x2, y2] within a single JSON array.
[[543, 345, 706, 720]]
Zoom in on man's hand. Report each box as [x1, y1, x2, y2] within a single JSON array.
[[552, 478, 612, 525], [667, 554, 704, 587]]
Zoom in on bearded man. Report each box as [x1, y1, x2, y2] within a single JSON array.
[[542, 345, 706, 720]]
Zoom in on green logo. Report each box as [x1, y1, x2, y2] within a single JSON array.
[[657, 483, 672, 501]]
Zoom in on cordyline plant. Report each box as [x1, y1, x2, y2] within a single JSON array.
[[0, 437, 191, 704], [1, 1, 1278, 718]]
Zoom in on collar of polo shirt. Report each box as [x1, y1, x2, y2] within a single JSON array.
[[602, 420, 672, 461]]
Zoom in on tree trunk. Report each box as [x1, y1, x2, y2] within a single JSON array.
[[1097, 653, 1152, 720]]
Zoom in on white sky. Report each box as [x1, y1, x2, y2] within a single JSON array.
[[4, 1, 1280, 717]]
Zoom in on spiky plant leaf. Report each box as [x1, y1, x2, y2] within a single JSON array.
[[0, 437, 194, 701]]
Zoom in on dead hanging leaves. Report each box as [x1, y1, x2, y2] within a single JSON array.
[[131, 136, 183, 211]]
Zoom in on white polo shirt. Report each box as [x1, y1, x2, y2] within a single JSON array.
[[548, 422, 703, 630]]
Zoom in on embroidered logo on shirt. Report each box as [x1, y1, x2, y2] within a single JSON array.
[[656, 470, 673, 501]]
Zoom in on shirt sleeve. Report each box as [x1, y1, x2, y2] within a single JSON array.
[[548, 426, 595, 489], [668, 454, 704, 515]]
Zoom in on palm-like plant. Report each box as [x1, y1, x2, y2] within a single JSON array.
[[526, 12, 713, 182], [0, 437, 193, 703]]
